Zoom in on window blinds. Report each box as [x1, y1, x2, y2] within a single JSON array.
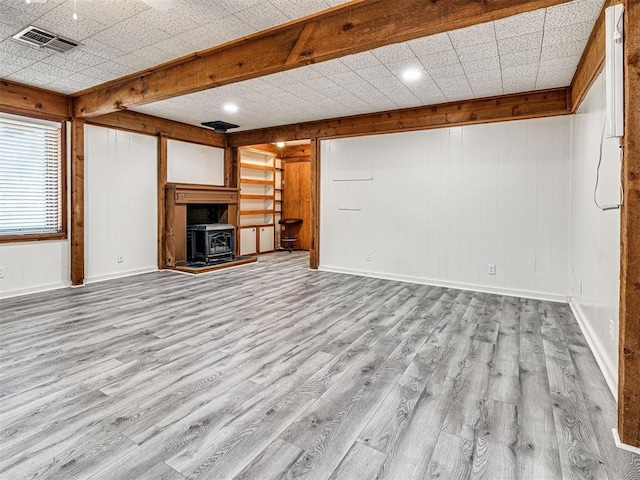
[[0, 117, 62, 236]]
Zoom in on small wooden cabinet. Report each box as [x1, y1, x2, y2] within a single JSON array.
[[239, 226, 257, 255], [259, 225, 275, 252]]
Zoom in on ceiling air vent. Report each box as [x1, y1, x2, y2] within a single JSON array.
[[12, 26, 79, 53], [201, 121, 240, 133]]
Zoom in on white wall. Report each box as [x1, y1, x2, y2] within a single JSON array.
[[0, 122, 70, 299], [85, 125, 158, 283], [167, 139, 224, 185], [320, 116, 571, 301], [568, 71, 622, 396]]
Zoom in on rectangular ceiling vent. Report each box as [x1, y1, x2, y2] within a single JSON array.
[[12, 26, 79, 53]]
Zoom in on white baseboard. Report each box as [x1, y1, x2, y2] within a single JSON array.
[[85, 266, 158, 284], [0, 281, 69, 299], [612, 429, 640, 455], [569, 298, 618, 401], [317, 265, 568, 303]]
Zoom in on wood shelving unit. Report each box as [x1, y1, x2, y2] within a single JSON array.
[[238, 148, 276, 255]]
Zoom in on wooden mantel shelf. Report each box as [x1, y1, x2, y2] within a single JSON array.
[[165, 183, 239, 205]]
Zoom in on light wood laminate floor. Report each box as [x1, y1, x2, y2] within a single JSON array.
[[1, 253, 639, 480]]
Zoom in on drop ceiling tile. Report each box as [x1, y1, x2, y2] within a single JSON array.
[[74, 0, 150, 26], [329, 71, 369, 86], [435, 75, 472, 98], [207, 0, 269, 15], [340, 51, 382, 70], [0, 49, 36, 70], [308, 60, 351, 76], [91, 18, 168, 52], [448, 22, 495, 49], [77, 38, 127, 61], [135, 8, 200, 37], [372, 43, 417, 63], [502, 63, 539, 80], [467, 69, 502, 86], [0, 21, 17, 40], [418, 50, 460, 69], [538, 55, 581, 73], [463, 55, 501, 74], [500, 49, 540, 68], [367, 75, 405, 89], [315, 85, 352, 98], [456, 41, 498, 63], [0, 39, 53, 62], [542, 21, 594, 47], [269, 0, 332, 19], [494, 10, 546, 39], [407, 33, 454, 55], [497, 32, 543, 55], [301, 76, 337, 90], [36, 4, 109, 41], [355, 64, 393, 81], [134, 44, 176, 64], [0, 4, 40, 27], [199, 16, 256, 45], [39, 55, 96, 74], [56, 72, 103, 93], [428, 63, 465, 80], [384, 59, 427, 77], [234, 2, 289, 31], [288, 67, 324, 82], [545, 0, 604, 28], [540, 39, 586, 61]]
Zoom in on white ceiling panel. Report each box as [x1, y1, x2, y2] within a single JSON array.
[[0, 0, 604, 131], [0, 0, 352, 93], [132, 0, 603, 132]]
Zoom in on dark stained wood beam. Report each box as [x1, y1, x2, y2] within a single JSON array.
[[157, 135, 168, 269], [569, 0, 622, 112], [227, 88, 571, 147], [85, 110, 225, 147], [309, 138, 320, 270], [72, 0, 572, 118], [0, 79, 70, 121], [224, 146, 239, 189], [70, 119, 85, 286], [619, 0, 640, 449]]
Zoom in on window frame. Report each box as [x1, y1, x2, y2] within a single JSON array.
[[0, 113, 67, 244]]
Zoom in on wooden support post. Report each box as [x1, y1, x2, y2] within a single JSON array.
[[224, 146, 239, 189], [310, 138, 320, 270], [70, 119, 85, 286], [619, 0, 640, 448], [157, 135, 167, 269]]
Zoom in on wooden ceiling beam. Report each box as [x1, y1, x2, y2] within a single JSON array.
[[227, 88, 571, 147], [0, 79, 71, 121], [72, 0, 573, 118], [569, 0, 621, 112], [85, 110, 225, 147]]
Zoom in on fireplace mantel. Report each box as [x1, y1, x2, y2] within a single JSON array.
[[163, 183, 239, 267], [166, 183, 239, 205]]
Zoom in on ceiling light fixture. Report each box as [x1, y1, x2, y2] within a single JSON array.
[[223, 103, 238, 113], [276, 141, 285, 148], [72, 0, 78, 20], [401, 68, 422, 82]]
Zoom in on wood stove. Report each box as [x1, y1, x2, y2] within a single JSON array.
[[187, 224, 235, 264]]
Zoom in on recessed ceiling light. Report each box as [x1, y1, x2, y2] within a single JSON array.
[[276, 141, 285, 148], [402, 68, 422, 82], [223, 103, 238, 113]]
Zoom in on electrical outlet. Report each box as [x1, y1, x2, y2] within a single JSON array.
[[365, 252, 371, 262], [0, 266, 4, 279], [117, 254, 124, 264], [488, 264, 496, 275], [609, 319, 615, 340]]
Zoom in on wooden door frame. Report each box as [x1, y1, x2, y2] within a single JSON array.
[[310, 138, 320, 269]]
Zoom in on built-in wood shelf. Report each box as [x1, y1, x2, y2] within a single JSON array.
[[241, 194, 275, 200], [240, 163, 275, 171], [241, 179, 274, 185], [240, 209, 275, 215]]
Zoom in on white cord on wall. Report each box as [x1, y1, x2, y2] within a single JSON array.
[[594, 112, 624, 211]]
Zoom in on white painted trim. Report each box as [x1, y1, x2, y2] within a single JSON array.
[[0, 281, 69, 299], [317, 265, 568, 303], [569, 297, 618, 401], [85, 267, 158, 284], [612, 429, 640, 455]]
